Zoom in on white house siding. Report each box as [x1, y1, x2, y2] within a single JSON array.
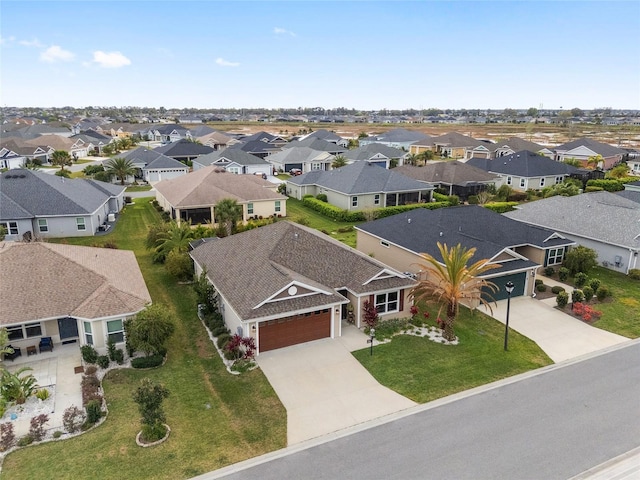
[[0, 219, 32, 241], [563, 235, 638, 275], [244, 164, 271, 176], [32, 214, 98, 238], [144, 168, 188, 183]]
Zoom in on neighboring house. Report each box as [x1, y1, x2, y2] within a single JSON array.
[[146, 124, 192, 143], [283, 137, 347, 156], [227, 139, 282, 159], [238, 131, 288, 148], [120, 147, 189, 184], [408, 136, 435, 156], [154, 166, 286, 225], [286, 161, 434, 210], [73, 130, 114, 154], [0, 242, 151, 355], [553, 138, 626, 170], [356, 206, 575, 301], [359, 128, 429, 150], [192, 149, 271, 176], [299, 129, 349, 147], [190, 221, 416, 353], [429, 132, 483, 159], [196, 130, 236, 150], [465, 137, 549, 160], [504, 191, 640, 275], [0, 169, 125, 240], [267, 146, 335, 174], [343, 143, 409, 168], [628, 159, 640, 175], [153, 139, 214, 163], [467, 150, 579, 191], [394, 162, 501, 200]]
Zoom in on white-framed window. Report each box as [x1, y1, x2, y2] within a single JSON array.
[[547, 248, 564, 266], [275, 201, 281, 213], [107, 319, 124, 343], [311, 163, 322, 171], [375, 291, 399, 314], [25, 322, 43, 338], [227, 167, 240, 174], [352, 196, 358, 207], [374, 194, 381, 206], [83, 321, 93, 345], [247, 203, 254, 215], [520, 178, 526, 188], [38, 219, 48, 232], [7, 325, 24, 341], [540, 178, 545, 187], [0, 221, 18, 235], [76, 217, 86, 231], [555, 176, 564, 184], [380, 240, 390, 248], [506, 176, 512, 185]]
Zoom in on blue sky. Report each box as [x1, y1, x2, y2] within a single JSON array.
[[1, 1, 639, 110]]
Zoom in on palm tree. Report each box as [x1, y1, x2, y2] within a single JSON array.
[[215, 198, 243, 237], [105, 157, 137, 185], [50, 150, 72, 172], [332, 155, 348, 169], [153, 221, 195, 263], [410, 242, 499, 341]]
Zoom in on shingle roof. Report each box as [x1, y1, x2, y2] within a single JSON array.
[[304, 129, 343, 143], [153, 139, 214, 157], [504, 191, 640, 249], [0, 242, 151, 325], [493, 137, 544, 153], [467, 150, 579, 177], [288, 161, 434, 195], [228, 140, 281, 154], [430, 131, 483, 148], [394, 162, 499, 186], [0, 169, 124, 219], [343, 143, 407, 161], [554, 138, 626, 157], [284, 137, 347, 153], [267, 147, 334, 166], [146, 155, 188, 170], [616, 190, 640, 204], [195, 149, 269, 167], [356, 206, 572, 263], [154, 166, 285, 208], [373, 128, 429, 143], [190, 221, 415, 321]]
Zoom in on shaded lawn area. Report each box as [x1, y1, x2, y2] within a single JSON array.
[[125, 185, 153, 192], [285, 197, 361, 248], [2, 198, 286, 480], [353, 307, 552, 404]]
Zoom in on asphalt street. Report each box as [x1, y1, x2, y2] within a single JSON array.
[[201, 341, 640, 480]]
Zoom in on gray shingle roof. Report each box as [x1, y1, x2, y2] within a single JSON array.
[[394, 162, 499, 186], [343, 143, 407, 161], [267, 147, 334, 166], [284, 137, 347, 153], [153, 139, 214, 156], [373, 128, 429, 143], [430, 131, 483, 148], [195, 149, 269, 167], [504, 191, 640, 249], [554, 138, 626, 157], [467, 150, 579, 177], [288, 161, 434, 195], [228, 140, 281, 155], [190, 221, 415, 321], [616, 190, 640, 204]]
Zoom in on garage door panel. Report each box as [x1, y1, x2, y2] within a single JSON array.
[[260, 310, 331, 352], [484, 272, 526, 301]]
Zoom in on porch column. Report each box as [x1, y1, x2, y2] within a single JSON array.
[[210, 206, 215, 225]]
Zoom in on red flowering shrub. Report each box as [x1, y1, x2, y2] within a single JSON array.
[[225, 334, 256, 360], [572, 302, 602, 322]]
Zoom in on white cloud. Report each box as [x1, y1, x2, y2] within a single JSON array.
[[215, 57, 240, 67], [19, 38, 44, 48], [0, 36, 16, 45], [274, 27, 296, 37], [92, 50, 131, 68], [40, 45, 75, 63]]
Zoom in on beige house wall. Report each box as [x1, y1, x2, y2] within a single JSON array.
[[357, 230, 424, 275]]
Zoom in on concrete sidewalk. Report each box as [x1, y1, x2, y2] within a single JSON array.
[[480, 296, 629, 362]]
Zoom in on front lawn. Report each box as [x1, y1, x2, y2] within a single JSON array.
[[353, 307, 552, 404], [125, 185, 153, 192], [1, 199, 286, 479]]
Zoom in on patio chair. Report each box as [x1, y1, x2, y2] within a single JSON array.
[[4, 345, 22, 361], [39, 336, 53, 353]]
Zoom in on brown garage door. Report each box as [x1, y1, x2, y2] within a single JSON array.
[[259, 309, 331, 352]]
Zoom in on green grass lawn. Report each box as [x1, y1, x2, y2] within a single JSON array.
[[126, 185, 153, 192], [353, 307, 552, 404], [285, 197, 361, 247], [1, 199, 286, 480]]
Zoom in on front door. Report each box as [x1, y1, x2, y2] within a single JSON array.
[[58, 317, 79, 343]]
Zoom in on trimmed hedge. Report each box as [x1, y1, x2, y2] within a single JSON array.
[[585, 179, 624, 192], [131, 354, 164, 369], [483, 202, 519, 213]]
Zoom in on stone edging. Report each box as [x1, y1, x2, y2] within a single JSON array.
[[135, 424, 171, 447]]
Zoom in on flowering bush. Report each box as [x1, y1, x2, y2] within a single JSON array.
[[224, 334, 256, 360], [572, 302, 602, 322], [410, 305, 418, 317]]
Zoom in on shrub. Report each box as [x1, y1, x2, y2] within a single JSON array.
[[483, 202, 519, 213], [582, 286, 594, 302], [433, 192, 449, 203], [217, 333, 231, 350], [467, 195, 479, 205], [84, 365, 97, 376], [588, 278, 602, 291], [293, 216, 310, 226], [551, 286, 565, 294], [165, 250, 193, 280], [585, 179, 624, 192], [556, 291, 569, 308], [584, 186, 604, 192], [85, 400, 102, 425], [596, 285, 610, 301], [544, 267, 556, 277], [572, 302, 602, 322], [107, 340, 117, 362], [211, 326, 230, 337], [0, 423, 16, 452], [564, 246, 598, 275], [141, 423, 168, 443], [507, 191, 528, 202], [127, 304, 176, 356], [571, 289, 585, 304], [315, 193, 328, 202], [96, 355, 110, 369], [534, 279, 543, 286], [63, 406, 86, 433], [53, 431, 63, 439], [81, 345, 98, 364], [558, 267, 570, 281], [628, 269, 640, 280], [113, 349, 125, 365], [29, 414, 49, 442], [131, 354, 164, 369], [132, 378, 170, 442], [81, 374, 101, 406], [17, 435, 33, 447], [372, 318, 410, 340], [36, 388, 50, 401], [536, 283, 547, 292], [574, 272, 588, 287], [447, 195, 460, 206]]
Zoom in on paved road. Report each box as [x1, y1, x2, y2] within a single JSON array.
[[199, 340, 640, 480]]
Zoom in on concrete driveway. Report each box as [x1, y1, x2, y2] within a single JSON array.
[[481, 296, 630, 363], [257, 328, 416, 445]]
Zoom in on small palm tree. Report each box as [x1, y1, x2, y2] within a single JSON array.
[[332, 155, 348, 169], [410, 242, 499, 341], [105, 157, 137, 185], [153, 221, 195, 263], [215, 198, 243, 237], [50, 150, 72, 172]]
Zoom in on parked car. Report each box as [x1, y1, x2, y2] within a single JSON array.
[[254, 172, 268, 180], [289, 168, 302, 176]]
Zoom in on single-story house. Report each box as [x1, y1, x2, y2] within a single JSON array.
[[0, 169, 125, 241], [553, 138, 626, 170], [464, 137, 551, 160], [153, 139, 214, 163], [154, 166, 286, 225], [238, 131, 288, 148], [360, 128, 430, 150], [429, 132, 483, 159], [190, 221, 416, 353], [145, 124, 192, 143], [504, 191, 640, 275], [0, 242, 151, 355], [467, 150, 579, 191], [393, 162, 501, 200], [283, 137, 347, 156], [227, 139, 282, 159], [192, 149, 272, 177], [286, 161, 434, 210], [299, 129, 349, 148], [356, 206, 575, 301], [628, 159, 640, 175], [120, 147, 189, 184], [267, 146, 335, 174], [343, 143, 409, 168]]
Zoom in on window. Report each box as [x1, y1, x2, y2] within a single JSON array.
[[374, 194, 380, 206], [0, 222, 18, 235], [547, 248, 564, 266], [275, 201, 281, 213], [375, 291, 399, 314], [25, 322, 42, 338], [107, 319, 124, 343], [352, 196, 358, 208], [38, 219, 48, 233], [247, 203, 254, 215], [506, 176, 512, 185], [311, 163, 322, 171], [520, 178, 526, 188], [539, 178, 545, 187], [7, 325, 24, 341], [555, 176, 564, 184], [76, 217, 86, 231], [84, 321, 93, 345], [380, 240, 390, 248]]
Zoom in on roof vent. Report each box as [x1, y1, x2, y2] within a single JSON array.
[[4, 175, 12, 179], [19, 174, 26, 178], [407, 218, 411, 224], [439, 232, 443, 237]]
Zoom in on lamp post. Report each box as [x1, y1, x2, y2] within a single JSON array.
[[504, 281, 514, 351], [367, 328, 375, 356]]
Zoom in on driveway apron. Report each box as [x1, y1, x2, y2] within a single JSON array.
[[257, 336, 416, 445]]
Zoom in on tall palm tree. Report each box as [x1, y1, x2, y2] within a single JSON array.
[[410, 242, 499, 341], [50, 150, 72, 172], [331, 155, 348, 169], [153, 221, 194, 263], [105, 157, 137, 185], [215, 198, 243, 237]]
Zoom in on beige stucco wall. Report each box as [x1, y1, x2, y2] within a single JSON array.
[[246, 199, 286, 220], [357, 230, 424, 275]]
